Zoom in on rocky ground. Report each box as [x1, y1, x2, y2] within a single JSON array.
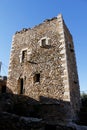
[[0, 93, 87, 130]]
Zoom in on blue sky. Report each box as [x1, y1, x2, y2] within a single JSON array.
[[0, 0, 87, 92]]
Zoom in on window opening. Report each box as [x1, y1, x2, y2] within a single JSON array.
[[74, 80, 78, 84], [39, 37, 51, 48], [22, 50, 27, 62], [70, 48, 74, 52], [42, 39, 46, 46], [34, 73, 40, 83], [68, 42, 74, 52]]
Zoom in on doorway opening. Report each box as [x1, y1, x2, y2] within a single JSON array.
[[20, 78, 24, 94]]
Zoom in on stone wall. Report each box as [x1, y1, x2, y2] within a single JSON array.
[[7, 14, 80, 121], [0, 93, 72, 126], [0, 93, 87, 130], [7, 16, 65, 100], [63, 22, 80, 118]]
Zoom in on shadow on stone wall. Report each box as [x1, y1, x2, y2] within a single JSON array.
[[0, 90, 72, 123], [0, 90, 79, 130]]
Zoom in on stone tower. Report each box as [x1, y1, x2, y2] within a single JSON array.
[[7, 14, 80, 120]]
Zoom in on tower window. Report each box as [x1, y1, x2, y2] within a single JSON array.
[[39, 37, 50, 48], [20, 48, 28, 63], [34, 73, 40, 83], [68, 42, 74, 52], [42, 39, 46, 47], [74, 80, 78, 84], [22, 50, 27, 62]]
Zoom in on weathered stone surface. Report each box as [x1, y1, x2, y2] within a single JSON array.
[[0, 93, 86, 130], [0, 93, 72, 123]]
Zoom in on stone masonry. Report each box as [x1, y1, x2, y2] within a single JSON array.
[[7, 14, 80, 121]]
